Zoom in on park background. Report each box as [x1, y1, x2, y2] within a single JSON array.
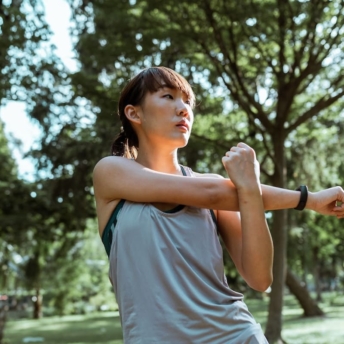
[[1, 0, 344, 343]]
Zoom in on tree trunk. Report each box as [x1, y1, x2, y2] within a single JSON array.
[[312, 247, 322, 302], [265, 210, 287, 344], [33, 288, 43, 319], [286, 268, 324, 316], [265, 133, 287, 344], [0, 304, 7, 344]]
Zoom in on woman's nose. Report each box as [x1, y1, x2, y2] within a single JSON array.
[[177, 100, 189, 117]]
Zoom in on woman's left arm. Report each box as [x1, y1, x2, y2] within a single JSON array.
[[219, 142, 273, 292], [217, 194, 273, 293]]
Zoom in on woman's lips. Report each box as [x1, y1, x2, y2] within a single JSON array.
[[176, 121, 189, 131]]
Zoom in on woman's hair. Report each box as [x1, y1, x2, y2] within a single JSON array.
[[111, 66, 195, 158]]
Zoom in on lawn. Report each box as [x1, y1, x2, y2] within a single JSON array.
[[3, 293, 344, 344], [3, 312, 123, 344]]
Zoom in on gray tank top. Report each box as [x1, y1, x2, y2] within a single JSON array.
[[108, 167, 244, 343]]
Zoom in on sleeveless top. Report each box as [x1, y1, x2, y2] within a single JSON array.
[[103, 166, 244, 343]]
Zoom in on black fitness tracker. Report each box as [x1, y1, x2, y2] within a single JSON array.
[[294, 185, 308, 211]]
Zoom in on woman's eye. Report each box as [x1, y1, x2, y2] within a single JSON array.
[[185, 99, 191, 105], [163, 94, 173, 99]]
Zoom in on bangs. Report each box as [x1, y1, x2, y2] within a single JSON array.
[[141, 67, 195, 108]]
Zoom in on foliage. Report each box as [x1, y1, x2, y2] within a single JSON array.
[[287, 119, 344, 293], [0, 0, 107, 315], [1, 1, 344, 341], [0, 120, 32, 289]]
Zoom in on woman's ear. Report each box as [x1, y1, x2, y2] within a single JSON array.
[[124, 105, 141, 125]]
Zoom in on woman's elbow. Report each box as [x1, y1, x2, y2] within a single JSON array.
[[249, 275, 273, 293]]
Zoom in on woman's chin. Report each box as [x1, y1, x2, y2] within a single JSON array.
[[177, 138, 189, 149]]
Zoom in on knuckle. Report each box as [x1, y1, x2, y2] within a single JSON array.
[[336, 186, 343, 193]]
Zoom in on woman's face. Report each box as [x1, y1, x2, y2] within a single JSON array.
[[137, 85, 194, 148]]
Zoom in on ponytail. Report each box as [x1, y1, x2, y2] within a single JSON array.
[[111, 127, 138, 159]]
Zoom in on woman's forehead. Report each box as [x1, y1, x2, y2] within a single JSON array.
[[156, 85, 190, 97], [138, 67, 195, 107], [150, 81, 194, 103]]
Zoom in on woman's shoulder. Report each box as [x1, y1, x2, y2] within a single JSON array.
[[93, 156, 141, 200], [94, 155, 133, 169], [93, 156, 138, 178]]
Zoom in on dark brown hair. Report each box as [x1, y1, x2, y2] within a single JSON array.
[[111, 66, 195, 158]]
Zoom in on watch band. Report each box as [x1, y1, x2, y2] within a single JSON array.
[[294, 185, 308, 211]]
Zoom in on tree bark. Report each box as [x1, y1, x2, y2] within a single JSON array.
[[0, 304, 7, 344], [33, 288, 43, 319], [265, 210, 288, 344], [286, 268, 324, 316], [265, 133, 288, 344], [312, 247, 323, 302]]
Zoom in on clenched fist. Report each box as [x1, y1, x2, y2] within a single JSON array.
[[308, 186, 344, 219], [222, 143, 261, 191]]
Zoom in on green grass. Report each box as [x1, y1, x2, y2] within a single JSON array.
[[3, 293, 344, 344], [3, 312, 123, 344], [247, 293, 344, 344]]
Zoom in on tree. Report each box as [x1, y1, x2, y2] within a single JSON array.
[[65, 1, 344, 342], [286, 117, 344, 309], [0, 120, 18, 343], [0, 119, 31, 290], [0, 0, 103, 319]]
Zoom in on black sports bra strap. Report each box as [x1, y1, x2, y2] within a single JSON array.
[[102, 199, 126, 257], [180, 165, 188, 176]]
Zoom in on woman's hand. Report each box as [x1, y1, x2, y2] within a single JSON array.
[[222, 142, 261, 191], [307, 187, 344, 218]]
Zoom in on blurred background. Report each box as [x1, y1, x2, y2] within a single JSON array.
[[0, 0, 344, 343]]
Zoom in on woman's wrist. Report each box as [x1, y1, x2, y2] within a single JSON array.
[[237, 185, 264, 209], [236, 180, 262, 195], [305, 191, 316, 210]]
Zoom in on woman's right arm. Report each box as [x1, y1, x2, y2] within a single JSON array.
[[93, 156, 344, 217], [93, 156, 239, 210]]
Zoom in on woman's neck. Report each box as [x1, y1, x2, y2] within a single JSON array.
[[135, 147, 182, 175]]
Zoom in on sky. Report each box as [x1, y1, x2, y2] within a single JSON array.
[[0, 0, 76, 180]]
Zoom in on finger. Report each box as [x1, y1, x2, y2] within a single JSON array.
[[333, 203, 344, 211], [222, 156, 233, 163], [230, 147, 241, 153], [225, 148, 241, 156], [237, 142, 251, 149], [335, 187, 344, 202], [237, 142, 256, 157]]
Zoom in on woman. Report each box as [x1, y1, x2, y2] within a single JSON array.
[[93, 67, 344, 343]]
